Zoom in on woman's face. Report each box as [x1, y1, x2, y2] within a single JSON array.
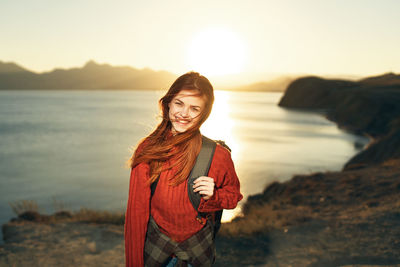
[[168, 89, 206, 134]]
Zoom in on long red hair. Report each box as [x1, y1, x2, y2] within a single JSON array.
[[128, 72, 214, 186]]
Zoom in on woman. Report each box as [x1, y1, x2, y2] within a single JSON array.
[[124, 72, 243, 267]]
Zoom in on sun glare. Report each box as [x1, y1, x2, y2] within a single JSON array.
[[201, 90, 235, 145], [186, 28, 247, 76], [201, 90, 242, 222]]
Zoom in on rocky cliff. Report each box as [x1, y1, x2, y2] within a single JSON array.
[[278, 73, 400, 168]]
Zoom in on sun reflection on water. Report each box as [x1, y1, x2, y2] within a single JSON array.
[[201, 90, 242, 222], [202, 90, 238, 149]]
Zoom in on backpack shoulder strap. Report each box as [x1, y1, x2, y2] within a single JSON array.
[[150, 135, 216, 201], [150, 135, 224, 237], [187, 135, 217, 210], [150, 176, 159, 197], [214, 140, 231, 152]]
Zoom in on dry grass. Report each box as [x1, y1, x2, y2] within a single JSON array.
[[7, 200, 125, 226], [220, 201, 314, 236], [51, 196, 70, 213], [8, 200, 40, 215], [73, 208, 125, 225], [221, 158, 400, 238]]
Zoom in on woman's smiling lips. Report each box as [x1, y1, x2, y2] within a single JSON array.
[[174, 117, 191, 125]]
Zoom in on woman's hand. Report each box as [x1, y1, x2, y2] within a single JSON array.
[[193, 176, 215, 200]]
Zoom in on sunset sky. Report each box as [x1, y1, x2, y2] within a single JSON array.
[[1, 0, 399, 84]]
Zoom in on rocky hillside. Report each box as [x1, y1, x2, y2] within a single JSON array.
[[278, 73, 400, 168], [218, 158, 400, 266]]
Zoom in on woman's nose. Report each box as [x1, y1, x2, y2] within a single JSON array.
[[180, 107, 190, 117]]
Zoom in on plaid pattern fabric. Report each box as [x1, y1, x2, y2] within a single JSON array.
[[144, 216, 216, 267]]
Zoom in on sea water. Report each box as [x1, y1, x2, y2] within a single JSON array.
[[0, 90, 369, 243]]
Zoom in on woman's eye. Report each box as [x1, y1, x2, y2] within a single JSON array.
[[192, 107, 200, 112], [175, 101, 182, 106]]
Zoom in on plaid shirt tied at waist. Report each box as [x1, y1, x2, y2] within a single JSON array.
[[144, 216, 216, 267]]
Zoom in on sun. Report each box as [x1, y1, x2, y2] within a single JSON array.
[[186, 28, 247, 76]]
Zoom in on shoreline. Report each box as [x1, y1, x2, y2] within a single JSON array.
[[2, 73, 399, 266], [2, 158, 399, 266], [0, 90, 360, 240]]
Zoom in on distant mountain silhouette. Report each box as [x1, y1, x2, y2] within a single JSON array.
[[359, 72, 400, 86], [0, 60, 301, 92], [0, 60, 176, 90], [230, 76, 296, 92], [0, 61, 29, 73]]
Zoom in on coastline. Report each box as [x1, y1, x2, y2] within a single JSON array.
[[212, 73, 400, 265], [1, 73, 400, 266]]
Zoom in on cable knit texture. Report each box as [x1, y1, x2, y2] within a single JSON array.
[[124, 143, 243, 267]]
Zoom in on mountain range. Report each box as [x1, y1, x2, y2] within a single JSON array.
[[0, 60, 176, 90], [0, 60, 294, 91]]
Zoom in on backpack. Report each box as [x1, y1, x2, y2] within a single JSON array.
[[150, 135, 230, 238]]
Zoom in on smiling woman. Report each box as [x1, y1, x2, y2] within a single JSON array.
[[125, 72, 243, 266], [168, 90, 205, 135], [186, 28, 247, 76]]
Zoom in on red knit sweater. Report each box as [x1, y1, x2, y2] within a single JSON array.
[[124, 143, 243, 267]]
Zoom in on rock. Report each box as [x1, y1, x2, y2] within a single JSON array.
[[278, 76, 356, 110], [18, 211, 49, 223], [54, 211, 73, 219], [345, 127, 400, 169]]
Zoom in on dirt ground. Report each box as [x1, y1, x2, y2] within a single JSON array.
[[1, 160, 400, 267]]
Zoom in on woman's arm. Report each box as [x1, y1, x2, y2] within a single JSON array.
[[124, 162, 150, 267], [197, 145, 243, 213]]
